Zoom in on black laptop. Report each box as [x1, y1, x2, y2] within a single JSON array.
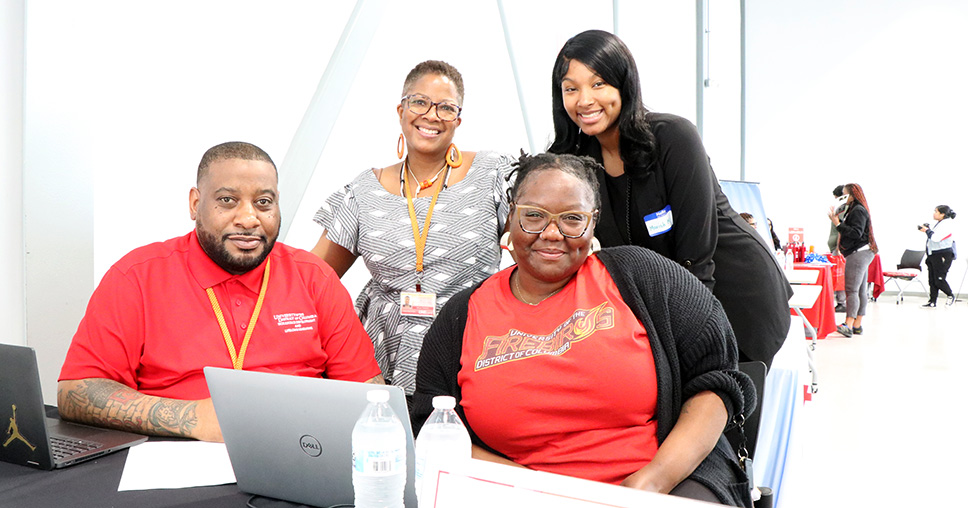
[[0, 343, 147, 469]]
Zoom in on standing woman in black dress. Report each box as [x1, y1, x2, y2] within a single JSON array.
[[548, 29, 792, 368]]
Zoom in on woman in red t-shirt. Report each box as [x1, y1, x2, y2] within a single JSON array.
[[412, 153, 754, 507]]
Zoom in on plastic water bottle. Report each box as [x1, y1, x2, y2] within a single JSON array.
[[414, 396, 471, 506], [352, 390, 406, 508], [784, 244, 795, 271]]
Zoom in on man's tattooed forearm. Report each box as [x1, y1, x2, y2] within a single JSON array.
[[148, 399, 198, 436], [60, 379, 197, 438]]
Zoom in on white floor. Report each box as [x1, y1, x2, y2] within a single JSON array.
[[784, 293, 967, 507]]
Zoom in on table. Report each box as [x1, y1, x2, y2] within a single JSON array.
[[789, 263, 837, 339], [0, 409, 255, 508], [752, 317, 811, 508]]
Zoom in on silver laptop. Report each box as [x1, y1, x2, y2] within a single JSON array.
[[0, 343, 147, 470], [205, 366, 418, 507]]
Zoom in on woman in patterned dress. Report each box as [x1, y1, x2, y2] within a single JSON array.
[[311, 60, 515, 396]]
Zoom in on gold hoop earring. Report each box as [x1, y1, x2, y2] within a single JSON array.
[[397, 134, 405, 160], [500, 231, 514, 252], [446, 143, 463, 168]]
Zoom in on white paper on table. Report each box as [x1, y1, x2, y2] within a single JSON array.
[[117, 441, 237, 491], [431, 458, 717, 507]]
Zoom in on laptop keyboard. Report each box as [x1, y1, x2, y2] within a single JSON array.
[[50, 435, 102, 460]]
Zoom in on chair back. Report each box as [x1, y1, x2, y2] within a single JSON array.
[[726, 361, 768, 460], [897, 249, 925, 271]]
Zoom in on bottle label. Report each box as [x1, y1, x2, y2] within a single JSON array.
[[353, 447, 405, 476]]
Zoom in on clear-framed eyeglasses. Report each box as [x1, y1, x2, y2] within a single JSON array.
[[513, 204, 598, 238], [401, 93, 462, 122]]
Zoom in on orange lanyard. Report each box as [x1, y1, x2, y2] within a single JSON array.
[[404, 164, 448, 292], [205, 258, 271, 370]]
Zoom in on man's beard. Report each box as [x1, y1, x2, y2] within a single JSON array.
[[196, 227, 276, 275]]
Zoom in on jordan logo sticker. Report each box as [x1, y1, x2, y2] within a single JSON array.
[[4, 404, 36, 451]]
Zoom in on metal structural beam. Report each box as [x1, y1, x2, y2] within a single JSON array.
[[278, 0, 387, 240]]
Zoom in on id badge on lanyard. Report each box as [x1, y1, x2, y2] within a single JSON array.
[[401, 163, 448, 318], [400, 291, 435, 317]]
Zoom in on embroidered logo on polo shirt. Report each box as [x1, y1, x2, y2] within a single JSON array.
[[474, 302, 614, 371], [273, 313, 317, 334]]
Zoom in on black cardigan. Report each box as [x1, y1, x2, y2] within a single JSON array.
[[411, 246, 755, 507], [590, 113, 792, 368]]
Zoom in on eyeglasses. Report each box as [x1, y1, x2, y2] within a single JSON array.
[[401, 94, 462, 122], [513, 204, 598, 238]]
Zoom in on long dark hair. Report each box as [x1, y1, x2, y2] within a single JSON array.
[[844, 183, 878, 253], [548, 30, 656, 175]]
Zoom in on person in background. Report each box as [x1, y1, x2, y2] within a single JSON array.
[[312, 60, 515, 397], [413, 153, 755, 507], [767, 218, 782, 251], [58, 142, 383, 442], [739, 212, 756, 229], [548, 29, 792, 369], [827, 183, 877, 337], [918, 205, 957, 307], [827, 185, 848, 313]]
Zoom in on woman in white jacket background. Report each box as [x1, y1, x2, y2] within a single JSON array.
[[918, 205, 957, 307]]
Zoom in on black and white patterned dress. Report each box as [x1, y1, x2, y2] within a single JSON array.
[[314, 151, 515, 394]]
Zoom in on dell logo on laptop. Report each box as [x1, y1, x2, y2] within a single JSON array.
[[299, 435, 322, 457]]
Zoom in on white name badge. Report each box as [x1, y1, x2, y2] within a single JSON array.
[[400, 291, 436, 317], [644, 205, 674, 237]]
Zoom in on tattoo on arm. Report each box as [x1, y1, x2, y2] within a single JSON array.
[[148, 399, 199, 436], [58, 379, 199, 438]]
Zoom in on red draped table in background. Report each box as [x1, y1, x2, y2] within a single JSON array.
[[790, 263, 837, 339]]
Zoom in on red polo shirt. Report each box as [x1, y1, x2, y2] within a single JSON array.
[[60, 231, 380, 400]]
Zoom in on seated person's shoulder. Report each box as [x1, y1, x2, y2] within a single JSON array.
[[109, 233, 193, 275], [598, 246, 707, 290], [274, 242, 341, 279]]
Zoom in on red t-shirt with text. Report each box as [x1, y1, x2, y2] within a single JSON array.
[[459, 255, 659, 484]]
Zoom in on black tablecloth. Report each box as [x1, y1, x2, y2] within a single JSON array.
[[0, 407, 259, 508]]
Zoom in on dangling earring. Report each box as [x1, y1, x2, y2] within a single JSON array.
[[446, 143, 463, 168], [500, 232, 514, 252], [590, 237, 601, 253], [397, 134, 405, 160]]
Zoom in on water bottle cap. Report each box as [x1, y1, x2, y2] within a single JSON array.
[[431, 395, 456, 409], [366, 389, 390, 403]]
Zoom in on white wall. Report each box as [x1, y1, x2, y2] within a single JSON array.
[[18, 0, 700, 401], [1, 0, 25, 347], [746, 0, 968, 285]]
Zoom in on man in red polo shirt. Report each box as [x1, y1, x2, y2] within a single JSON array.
[[57, 142, 382, 442]]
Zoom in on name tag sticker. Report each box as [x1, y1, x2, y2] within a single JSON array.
[[644, 205, 674, 237]]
